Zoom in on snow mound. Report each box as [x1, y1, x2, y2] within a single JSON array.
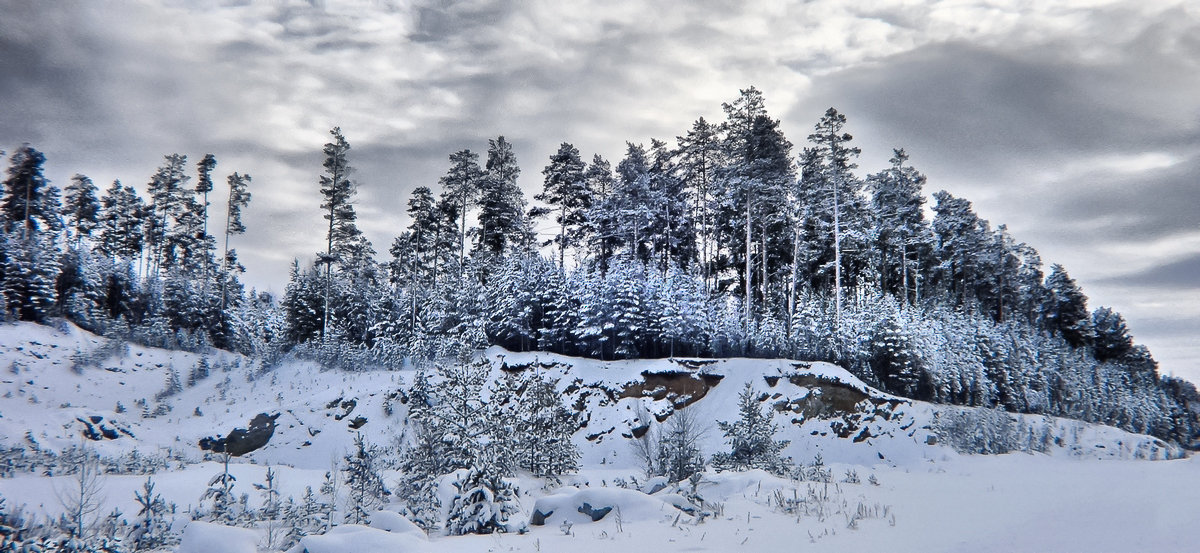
[[693, 468, 795, 500], [531, 486, 685, 526], [368, 510, 426, 538], [286, 524, 426, 553], [176, 521, 257, 553]]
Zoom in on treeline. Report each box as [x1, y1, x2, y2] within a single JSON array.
[[0, 145, 262, 353], [279, 88, 1199, 446], [1, 87, 1197, 446]]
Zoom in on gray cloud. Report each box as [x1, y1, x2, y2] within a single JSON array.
[[2, 0, 1199, 381], [1100, 253, 1200, 290]]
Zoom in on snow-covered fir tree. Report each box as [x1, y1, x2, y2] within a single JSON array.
[[342, 433, 388, 525], [711, 383, 792, 475], [131, 477, 176, 551]]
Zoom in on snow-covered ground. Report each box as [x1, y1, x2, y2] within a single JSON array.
[[1, 321, 1196, 552]]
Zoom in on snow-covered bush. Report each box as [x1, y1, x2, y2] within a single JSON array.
[[442, 458, 519, 536]]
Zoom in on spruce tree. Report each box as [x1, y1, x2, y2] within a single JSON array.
[[2, 233, 60, 322], [711, 383, 791, 475], [870, 313, 922, 397], [444, 449, 518, 535], [343, 433, 387, 525]]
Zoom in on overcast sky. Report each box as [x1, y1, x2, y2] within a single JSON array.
[[2, 0, 1197, 381]]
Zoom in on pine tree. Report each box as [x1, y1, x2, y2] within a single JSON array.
[[1092, 306, 1133, 362], [534, 142, 591, 268], [201, 453, 238, 524], [62, 173, 100, 247], [646, 138, 696, 271], [220, 172, 252, 313], [1044, 264, 1093, 348], [97, 180, 146, 261], [2, 145, 62, 239], [515, 376, 580, 479], [711, 383, 791, 475], [584, 154, 619, 272], [343, 433, 388, 525], [194, 155, 218, 278], [318, 127, 370, 338], [610, 142, 655, 262], [657, 408, 707, 483], [253, 468, 282, 548], [475, 136, 532, 257], [713, 88, 795, 321], [145, 154, 190, 274], [802, 107, 864, 328], [439, 149, 485, 273], [867, 149, 929, 303], [676, 117, 722, 289], [404, 186, 442, 286]]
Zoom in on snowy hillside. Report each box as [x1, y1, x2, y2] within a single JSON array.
[[0, 321, 1179, 469], [1, 320, 1196, 552]]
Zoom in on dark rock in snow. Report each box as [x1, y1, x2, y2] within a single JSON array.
[[530, 509, 554, 526], [200, 412, 279, 456], [577, 502, 612, 522]]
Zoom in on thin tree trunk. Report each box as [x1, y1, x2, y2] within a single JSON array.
[[744, 186, 752, 329], [833, 170, 842, 331]]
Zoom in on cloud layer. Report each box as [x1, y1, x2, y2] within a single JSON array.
[[2, 0, 1197, 380]]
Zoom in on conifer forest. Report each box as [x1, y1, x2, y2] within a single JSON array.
[[3, 87, 1197, 449]]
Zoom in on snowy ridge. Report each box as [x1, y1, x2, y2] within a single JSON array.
[[0, 321, 1178, 473]]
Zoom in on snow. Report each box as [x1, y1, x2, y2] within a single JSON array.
[[369, 510, 426, 538], [0, 320, 1196, 552], [286, 524, 426, 553], [531, 486, 683, 526], [177, 521, 258, 553]]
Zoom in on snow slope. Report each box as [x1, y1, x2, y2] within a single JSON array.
[[1, 321, 1195, 552], [0, 322, 1178, 472]]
